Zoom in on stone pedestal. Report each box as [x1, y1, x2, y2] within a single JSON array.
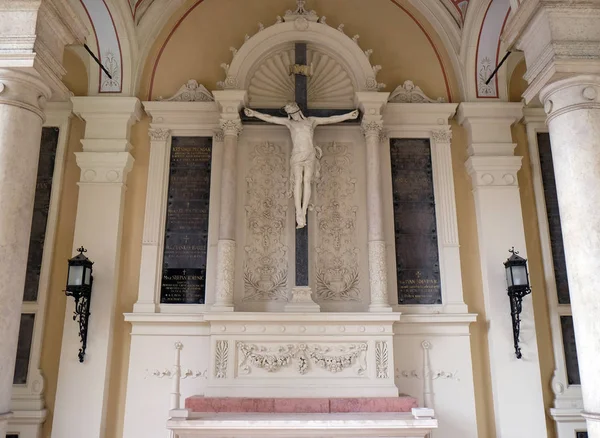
[[203, 313, 400, 398], [458, 102, 548, 438]]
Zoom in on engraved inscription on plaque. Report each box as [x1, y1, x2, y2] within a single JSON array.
[[537, 133, 570, 304], [560, 315, 581, 385], [390, 139, 441, 304], [23, 127, 59, 302], [160, 137, 212, 304], [13, 313, 35, 385]]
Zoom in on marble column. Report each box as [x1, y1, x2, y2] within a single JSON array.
[[51, 97, 142, 438], [458, 102, 548, 438], [356, 92, 392, 312], [539, 76, 600, 436], [211, 90, 246, 311], [504, 3, 600, 434], [0, 1, 86, 435], [0, 70, 51, 437]]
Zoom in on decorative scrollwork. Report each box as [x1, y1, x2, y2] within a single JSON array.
[[157, 80, 214, 102], [388, 80, 445, 103], [237, 342, 367, 375]]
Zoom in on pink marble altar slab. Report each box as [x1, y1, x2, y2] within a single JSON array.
[[185, 396, 417, 413], [329, 397, 418, 413]]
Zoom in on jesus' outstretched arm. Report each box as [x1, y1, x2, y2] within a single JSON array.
[[312, 109, 360, 126], [244, 108, 290, 126]]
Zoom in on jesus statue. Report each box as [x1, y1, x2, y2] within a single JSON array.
[[244, 103, 359, 229]]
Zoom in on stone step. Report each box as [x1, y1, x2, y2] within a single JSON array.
[[185, 397, 418, 414]]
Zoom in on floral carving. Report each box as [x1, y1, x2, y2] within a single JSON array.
[[388, 80, 445, 103], [315, 142, 361, 301], [376, 341, 389, 379], [478, 57, 495, 97], [243, 142, 289, 301], [102, 50, 120, 91], [219, 119, 243, 137], [238, 342, 367, 376], [215, 240, 235, 306], [431, 129, 452, 143], [214, 340, 229, 379]]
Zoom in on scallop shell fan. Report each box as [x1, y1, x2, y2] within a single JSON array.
[[248, 47, 355, 109]]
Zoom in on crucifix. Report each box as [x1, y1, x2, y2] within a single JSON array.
[[244, 42, 359, 290]]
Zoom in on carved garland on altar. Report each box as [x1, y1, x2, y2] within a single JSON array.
[[315, 142, 361, 301], [243, 142, 289, 301], [237, 342, 367, 375]]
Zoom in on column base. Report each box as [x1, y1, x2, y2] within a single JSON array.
[[284, 286, 320, 312], [369, 304, 393, 312]]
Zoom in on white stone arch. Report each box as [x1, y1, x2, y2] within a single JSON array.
[[218, 8, 384, 103]]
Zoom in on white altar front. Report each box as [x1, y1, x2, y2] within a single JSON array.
[[122, 2, 478, 437]]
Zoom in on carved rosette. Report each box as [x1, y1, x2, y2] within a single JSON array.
[[219, 119, 243, 137], [368, 241, 389, 305], [431, 129, 452, 144], [215, 240, 236, 306], [315, 142, 361, 302], [237, 342, 367, 376], [243, 142, 289, 301], [375, 341, 389, 379], [148, 128, 171, 142]]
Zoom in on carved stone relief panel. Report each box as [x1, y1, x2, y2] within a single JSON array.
[[243, 142, 290, 302], [314, 142, 361, 303]]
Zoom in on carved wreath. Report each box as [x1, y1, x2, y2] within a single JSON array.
[[238, 342, 367, 376]]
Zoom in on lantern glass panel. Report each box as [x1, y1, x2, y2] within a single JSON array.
[[84, 266, 92, 286], [512, 265, 528, 287], [505, 266, 514, 287], [68, 265, 84, 286]]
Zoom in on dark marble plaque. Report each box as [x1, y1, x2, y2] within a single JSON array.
[[390, 139, 441, 305], [7, 434, 19, 438], [160, 137, 212, 304], [577, 432, 589, 438], [23, 127, 59, 301], [13, 313, 35, 385], [560, 315, 581, 385], [537, 133, 571, 304]]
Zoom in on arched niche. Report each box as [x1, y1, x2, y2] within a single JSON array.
[[218, 5, 385, 109]]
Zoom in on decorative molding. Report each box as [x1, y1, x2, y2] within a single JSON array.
[[148, 128, 170, 141], [158, 80, 214, 102], [215, 240, 236, 306], [75, 152, 135, 184], [395, 369, 459, 381], [237, 342, 368, 375], [315, 142, 361, 302], [219, 119, 243, 137], [376, 341, 389, 379], [388, 81, 445, 103], [243, 142, 289, 301], [431, 129, 452, 143], [214, 341, 229, 379]]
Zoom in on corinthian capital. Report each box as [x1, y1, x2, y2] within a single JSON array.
[[148, 128, 171, 141], [220, 119, 243, 137], [361, 120, 383, 138], [431, 129, 452, 143]]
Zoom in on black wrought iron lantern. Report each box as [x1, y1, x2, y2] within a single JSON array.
[[65, 247, 94, 363], [504, 247, 531, 359]]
